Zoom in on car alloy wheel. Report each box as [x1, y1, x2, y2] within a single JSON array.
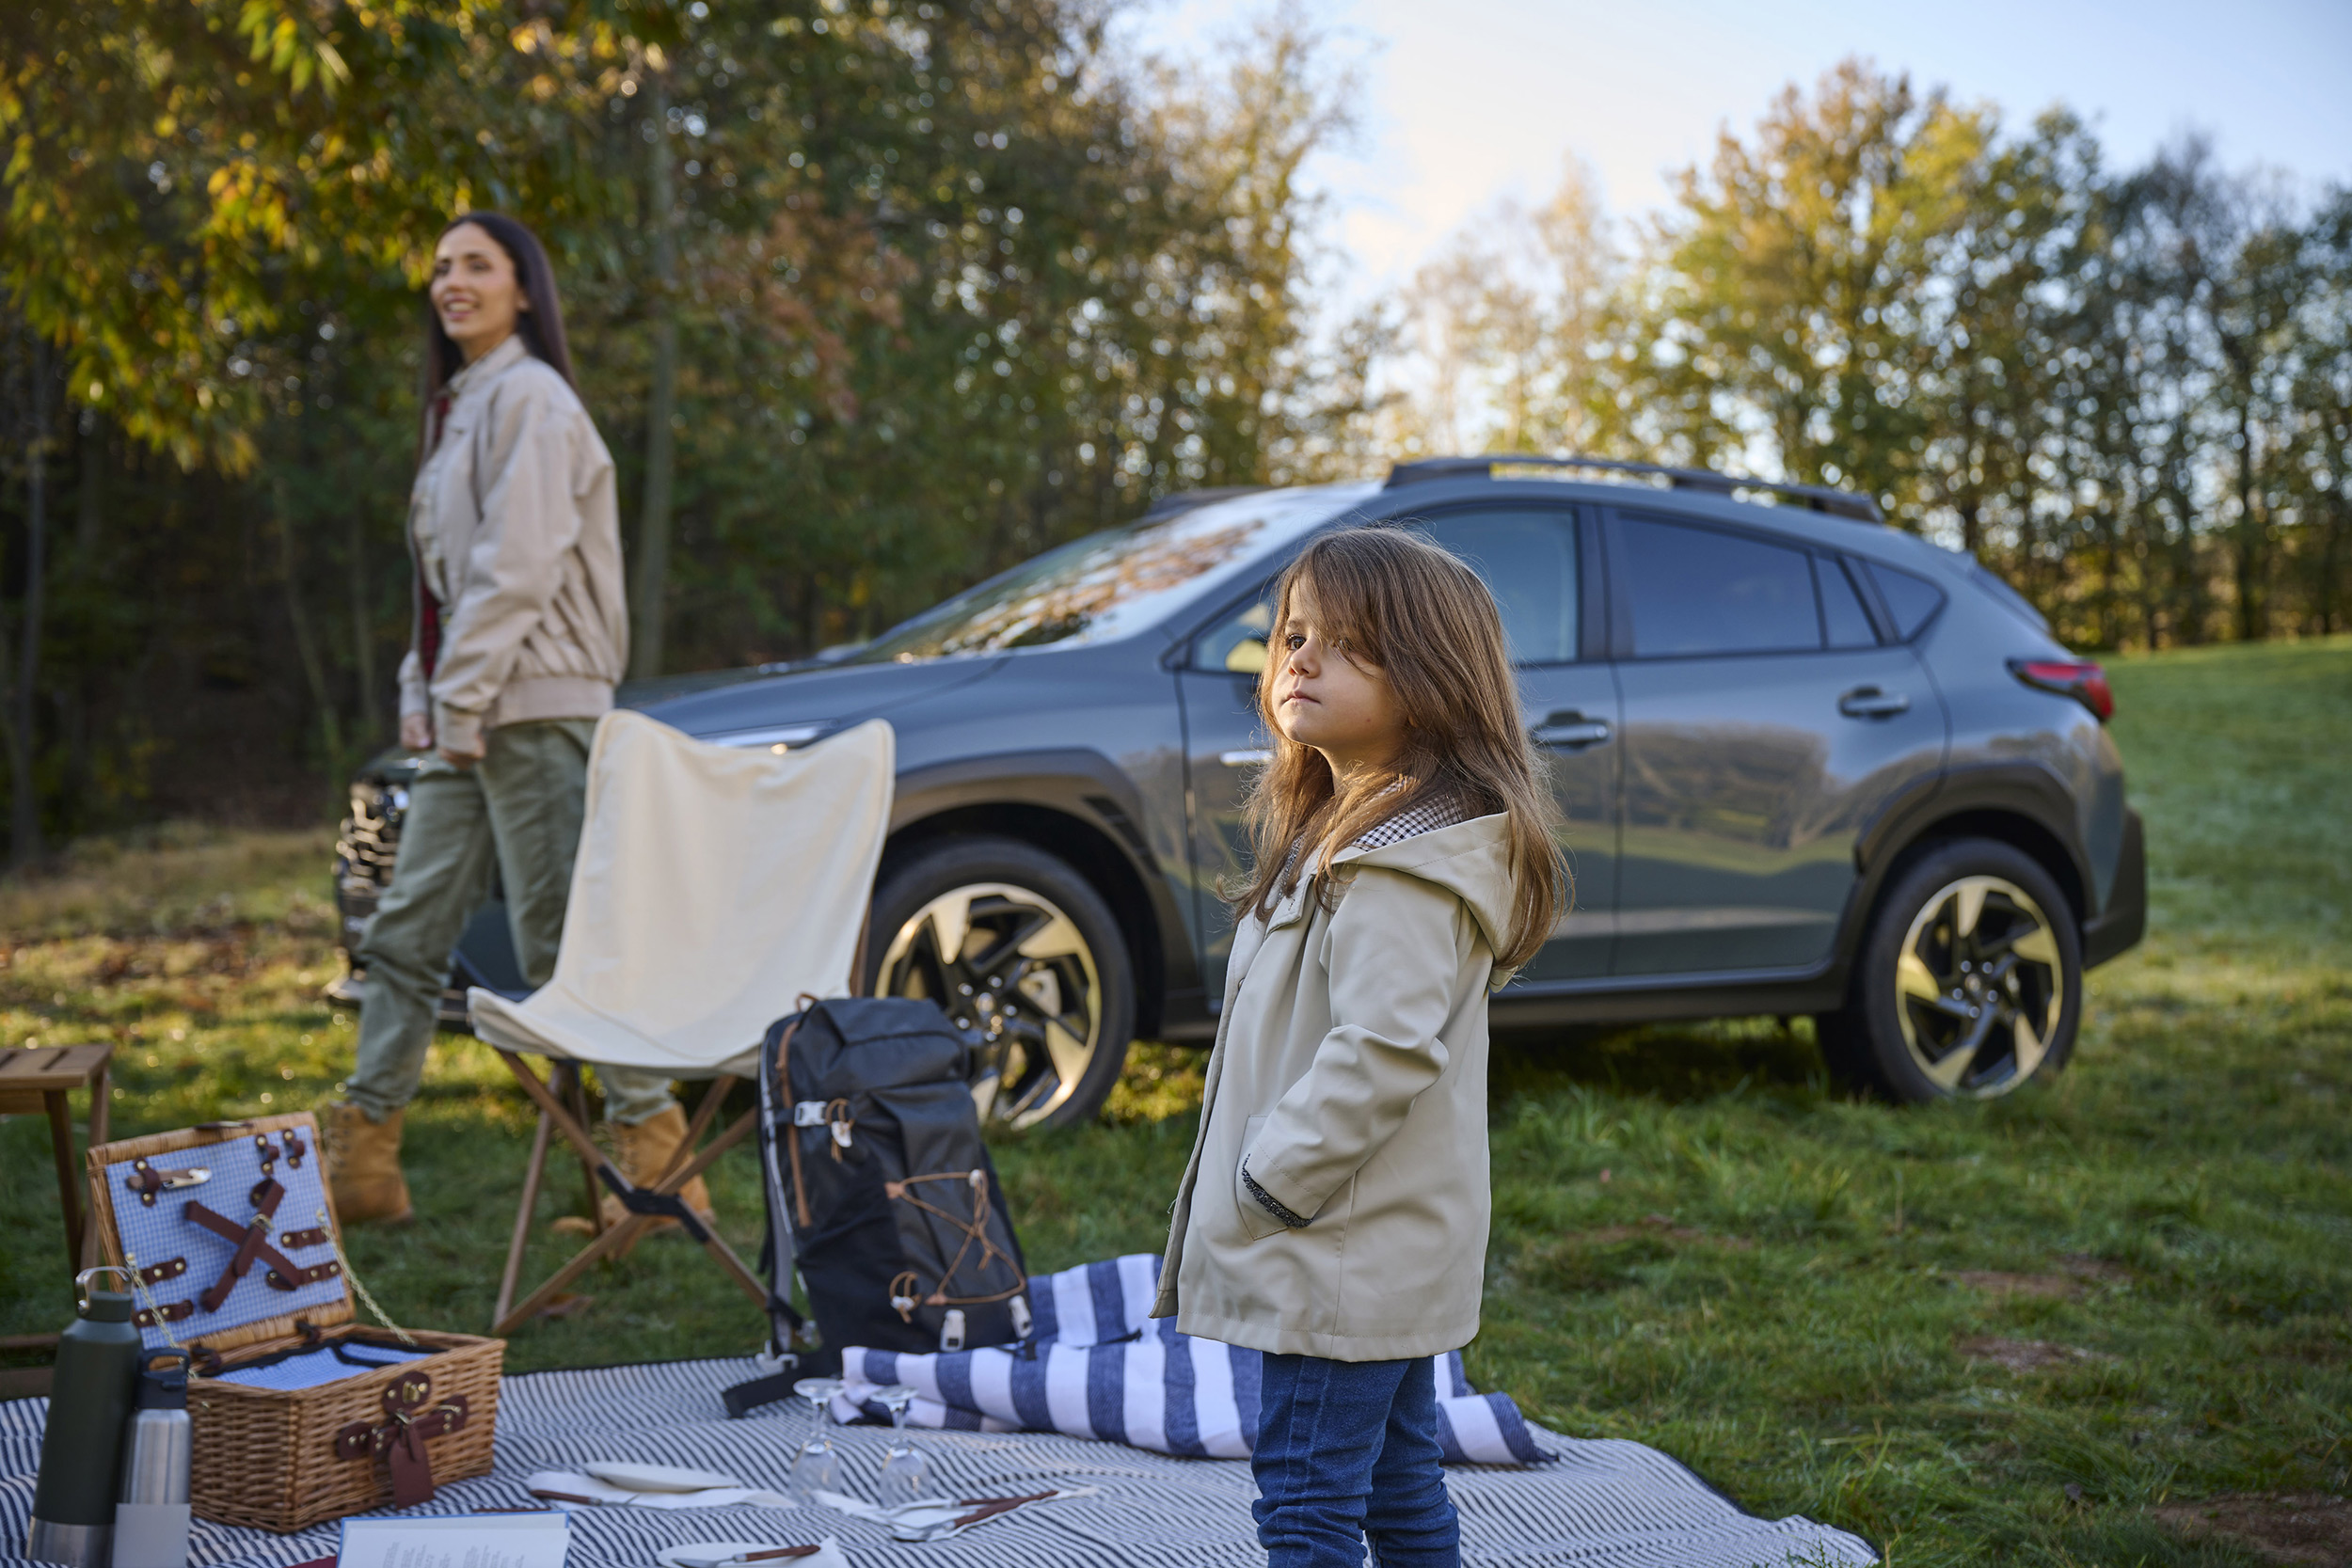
[[1893, 875, 2066, 1097], [1819, 836, 2082, 1104], [877, 880, 1107, 1130]]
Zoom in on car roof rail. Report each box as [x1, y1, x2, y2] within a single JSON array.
[[1382, 453, 1883, 524], [1140, 485, 1265, 521]]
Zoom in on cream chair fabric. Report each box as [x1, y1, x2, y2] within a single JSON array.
[[468, 710, 895, 1078]]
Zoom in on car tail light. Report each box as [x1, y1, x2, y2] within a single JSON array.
[[2009, 657, 2113, 722]]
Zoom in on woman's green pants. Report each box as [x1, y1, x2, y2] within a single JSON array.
[[342, 718, 677, 1126]]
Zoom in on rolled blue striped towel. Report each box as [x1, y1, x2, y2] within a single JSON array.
[[836, 1253, 1551, 1465]]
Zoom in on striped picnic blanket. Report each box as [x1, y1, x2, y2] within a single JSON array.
[[0, 1357, 1878, 1567], [834, 1254, 1549, 1464]]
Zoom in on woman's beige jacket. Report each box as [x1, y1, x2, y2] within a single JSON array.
[[399, 334, 628, 755], [1153, 813, 1514, 1361]]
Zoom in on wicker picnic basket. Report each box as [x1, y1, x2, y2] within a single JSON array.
[[84, 1111, 503, 1533]]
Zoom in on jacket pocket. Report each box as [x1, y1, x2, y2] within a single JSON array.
[[1233, 1114, 1286, 1243]]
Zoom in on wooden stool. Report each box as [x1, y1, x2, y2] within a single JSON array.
[[0, 1043, 114, 1276]]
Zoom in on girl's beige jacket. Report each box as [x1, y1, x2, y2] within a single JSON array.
[[399, 334, 628, 755], [1153, 812, 1515, 1361]]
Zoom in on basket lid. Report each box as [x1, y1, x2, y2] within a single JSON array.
[[85, 1112, 352, 1357]]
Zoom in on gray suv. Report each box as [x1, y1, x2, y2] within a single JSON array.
[[333, 456, 2146, 1127]]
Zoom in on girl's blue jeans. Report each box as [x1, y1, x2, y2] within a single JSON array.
[[1251, 1352, 1460, 1566]]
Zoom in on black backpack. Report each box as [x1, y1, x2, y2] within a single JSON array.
[[724, 997, 1032, 1417]]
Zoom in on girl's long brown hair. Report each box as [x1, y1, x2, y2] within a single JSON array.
[[1233, 526, 1566, 971]]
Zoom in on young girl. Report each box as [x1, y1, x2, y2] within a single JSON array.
[[1154, 526, 1564, 1566]]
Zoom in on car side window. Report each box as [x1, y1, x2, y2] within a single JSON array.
[[1190, 592, 1276, 675], [1616, 515, 1820, 657], [1865, 561, 1947, 640], [1817, 555, 1880, 648], [1413, 509, 1579, 665]]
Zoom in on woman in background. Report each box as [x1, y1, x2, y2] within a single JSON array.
[[323, 213, 707, 1235]]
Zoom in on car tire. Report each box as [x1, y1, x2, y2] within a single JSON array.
[[1818, 837, 2082, 1104], [866, 835, 1136, 1131]]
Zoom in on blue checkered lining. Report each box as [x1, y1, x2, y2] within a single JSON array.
[[211, 1342, 434, 1392], [105, 1134, 350, 1354]]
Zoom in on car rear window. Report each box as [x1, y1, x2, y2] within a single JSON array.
[[1864, 562, 1947, 640], [1617, 516, 1820, 657], [1817, 556, 1880, 648]]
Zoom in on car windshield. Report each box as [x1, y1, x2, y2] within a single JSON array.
[[852, 485, 1371, 662]]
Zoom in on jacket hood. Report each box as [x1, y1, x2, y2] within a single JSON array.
[[1331, 812, 1517, 963]]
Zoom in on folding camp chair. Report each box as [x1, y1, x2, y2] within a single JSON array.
[[468, 710, 895, 1337]]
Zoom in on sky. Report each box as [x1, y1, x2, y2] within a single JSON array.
[[1117, 0, 2352, 304]]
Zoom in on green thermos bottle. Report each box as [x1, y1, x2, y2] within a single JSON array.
[[26, 1267, 144, 1568]]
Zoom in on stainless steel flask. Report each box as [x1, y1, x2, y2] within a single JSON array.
[[112, 1354, 192, 1568], [26, 1267, 144, 1568]]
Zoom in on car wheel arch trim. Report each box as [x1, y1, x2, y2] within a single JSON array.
[[883, 752, 1193, 1028], [1851, 762, 2095, 911]]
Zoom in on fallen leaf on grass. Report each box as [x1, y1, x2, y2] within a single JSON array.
[[2056, 1253, 2135, 1287], [1956, 1336, 2110, 1372], [2154, 1493, 2352, 1566]]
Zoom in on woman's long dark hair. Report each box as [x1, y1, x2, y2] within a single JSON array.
[[421, 212, 575, 420]]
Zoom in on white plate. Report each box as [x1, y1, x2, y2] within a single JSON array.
[[585, 1461, 743, 1493]]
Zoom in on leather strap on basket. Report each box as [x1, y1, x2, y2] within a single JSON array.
[[185, 1192, 342, 1308], [332, 1371, 470, 1509]]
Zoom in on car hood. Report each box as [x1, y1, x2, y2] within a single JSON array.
[[349, 658, 1003, 784], [628, 655, 1008, 740]]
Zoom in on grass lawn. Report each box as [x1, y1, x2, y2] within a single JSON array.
[[5, 637, 2348, 1564]]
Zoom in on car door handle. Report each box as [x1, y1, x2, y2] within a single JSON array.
[[1532, 712, 1613, 749], [1218, 749, 1273, 768], [1837, 687, 1911, 719]]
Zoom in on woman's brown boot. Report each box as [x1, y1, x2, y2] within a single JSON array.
[[323, 1101, 415, 1227]]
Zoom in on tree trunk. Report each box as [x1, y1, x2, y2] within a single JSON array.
[[2231, 404, 2264, 642], [2320, 486, 2347, 636], [274, 477, 344, 778], [75, 406, 101, 565], [9, 333, 51, 867], [347, 502, 381, 745], [630, 67, 680, 681], [61, 408, 103, 821]]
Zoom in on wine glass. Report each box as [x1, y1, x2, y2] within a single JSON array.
[[873, 1383, 928, 1508], [785, 1376, 845, 1503]]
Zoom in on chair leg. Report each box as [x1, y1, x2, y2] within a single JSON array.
[[87, 1063, 110, 1149], [497, 1052, 623, 1180], [494, 1108, 557, 1331], [46, 1089, 83, 1281], [670, 1075, 734, 1181], [495, 1212, 660, 1336], [640, 1108, 768, 1307], [563, 1063, 606, 1236], [490, 1051, 771, 1332]]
